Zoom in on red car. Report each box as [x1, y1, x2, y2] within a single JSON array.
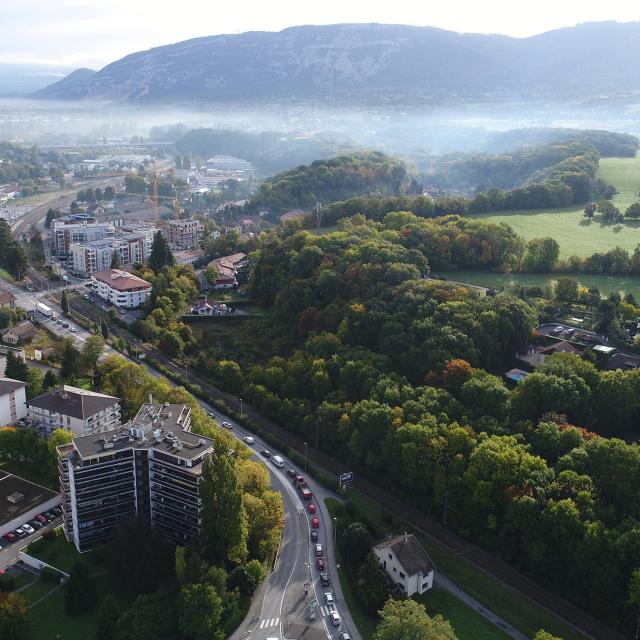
[[35, 514, 48, 524], [316, 558, 326, 570], [308, 503, 316, 514], [311, 517, 320, 528], [2, 531, 17, 543]]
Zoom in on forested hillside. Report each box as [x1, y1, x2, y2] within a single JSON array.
[[194, 213, 640, 631], [246, 152, 417, 214], [426, 141, 612, 205]]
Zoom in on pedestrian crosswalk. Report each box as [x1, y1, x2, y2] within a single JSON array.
[[320, 605, 333, 616], [259, 617, 280, 629]]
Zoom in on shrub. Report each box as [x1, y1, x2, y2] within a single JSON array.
[[0, 574, 16, 591]]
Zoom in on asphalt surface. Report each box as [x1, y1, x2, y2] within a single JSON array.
[[0, 518, 63, 570]]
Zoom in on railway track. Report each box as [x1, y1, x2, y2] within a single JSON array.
[[65, 297, 626, 640]]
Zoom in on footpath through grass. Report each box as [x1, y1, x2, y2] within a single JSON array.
[[338, 490, 588, 640]]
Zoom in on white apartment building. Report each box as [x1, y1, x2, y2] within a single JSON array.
[[91, 269, 152, 309], [52, 217, 115, 255], [69, 232, 153, 277], [27, 385, 121, 437], [0, 377, 27, 425], [166, 218, 204, 250]]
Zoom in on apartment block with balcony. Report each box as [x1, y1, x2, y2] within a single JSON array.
[[27, 385, 121, 437], [57, 401, 214, 552], [166, 218, 204, 250], [91, 269, 152, 309], [69, 233, 153, 277]]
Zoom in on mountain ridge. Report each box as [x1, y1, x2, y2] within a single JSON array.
[[31, 21, 640, 104]]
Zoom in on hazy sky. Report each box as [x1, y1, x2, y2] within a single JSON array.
[[2, 0, 639, 69]]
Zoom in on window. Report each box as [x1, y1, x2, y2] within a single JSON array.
[[422, 582, 429, 590], [399, 571, 405, 579], [388, 553, 392, 559]]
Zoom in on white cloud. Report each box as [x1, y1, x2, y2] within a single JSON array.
[[0, 0, 638, 68]]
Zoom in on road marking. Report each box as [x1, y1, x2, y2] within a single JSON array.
[[259, 618, 279, 629]]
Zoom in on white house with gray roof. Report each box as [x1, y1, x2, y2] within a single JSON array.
[[27, 385, 121, 437], [373, 533, 435, 596]]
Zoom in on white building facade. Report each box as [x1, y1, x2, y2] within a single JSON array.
[[27, 385, 121, 437], [0, 378, 27, 425], [91, 269, 152, 308], [373, 534, 435, 597]]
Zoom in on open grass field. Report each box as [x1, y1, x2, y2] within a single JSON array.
[[476, 155, 640, 258], [25, 528, 102, 575], [439, 269, 640, 299]]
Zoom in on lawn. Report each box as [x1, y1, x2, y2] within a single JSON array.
[[476, 154, 640, 258], [27, 575, 110, 640], [439, 269, 640, 299], [25, 528, 101, 575], [418, 588, 511, 640], [340, 490, 589, 640]]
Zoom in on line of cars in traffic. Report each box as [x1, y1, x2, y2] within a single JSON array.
[[217, 415, 351, 639], [0, 506, 62, 548]]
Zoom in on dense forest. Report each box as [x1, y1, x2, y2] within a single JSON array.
[[425, 141, 612, 208], [481, 127, 640, 158], [194, 214, 640, 631], [245, 151, 418, 215]]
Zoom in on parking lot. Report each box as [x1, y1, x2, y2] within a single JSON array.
[[0, 471, 61, 565]]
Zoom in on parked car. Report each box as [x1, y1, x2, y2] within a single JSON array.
[[310, 530, 319, 543], [286, 467, 297, 478], [14, 528, 27, 538], [330, 611, 341, 626], [316, 544, 323, 557], [338, 633, 352, 640], [320, 572, 330, 586], [222, 421, 232, 429], [207, 412, 215, 418], [2, 531, 17, 543], [50, 507, 62, 517], [311, 517, 320, 528], [260, 449, 272, 459], [243, 436, 255, 445], [316, 558, 326, 570], [70, 327, 77, 332], [565, 327, 576, 335], [308, 503, 316, 514], [43, 510, 56, 520], [27, 519, 42, 530], [35, 514, 48, 524], [324, 592, 334, 606], [21, 523, 35, 535], [552, 325, 563, 334]]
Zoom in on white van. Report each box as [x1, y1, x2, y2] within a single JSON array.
[[271, 455, 285, 468]]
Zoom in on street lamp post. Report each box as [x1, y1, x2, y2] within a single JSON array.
[[333, 516, 337, 548], [239, 397, 243, 417], [304, 441, 308, 473]]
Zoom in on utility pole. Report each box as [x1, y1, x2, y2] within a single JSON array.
[[333, 516, 337, 548], [239, 397, 243, 417]]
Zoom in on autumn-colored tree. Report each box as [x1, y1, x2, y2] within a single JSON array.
[[441, 359, 474, 393]]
